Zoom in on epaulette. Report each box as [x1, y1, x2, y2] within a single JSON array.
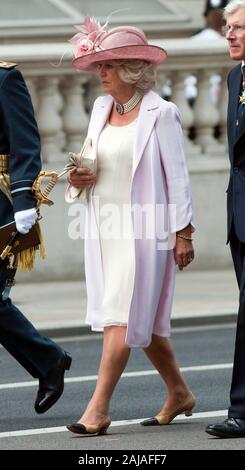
[[0, 61, 17, 69]]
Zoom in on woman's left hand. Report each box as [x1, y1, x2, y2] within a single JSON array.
[[174, 237, 194, 271]]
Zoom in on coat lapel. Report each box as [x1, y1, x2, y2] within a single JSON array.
[[237, 104, 245, 141], [88, 92, 160, 177], [229, 64, 244, 144], [228, 66, 241, 146], [88, 95, 113, 147], [132, 91, 159, 177]]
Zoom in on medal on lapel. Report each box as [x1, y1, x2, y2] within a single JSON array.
[[239, 90, 245, 104], [240, 68, 245, 104]]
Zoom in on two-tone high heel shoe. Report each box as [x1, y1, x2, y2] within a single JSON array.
[[140, 393, 196, 426], [66, 416, 111, 435]]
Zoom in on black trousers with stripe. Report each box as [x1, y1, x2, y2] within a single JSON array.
[[0, 259, 62, 379], [229, 224, 245, 418]]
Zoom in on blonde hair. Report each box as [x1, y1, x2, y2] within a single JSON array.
[[112, 59, 157, 94]]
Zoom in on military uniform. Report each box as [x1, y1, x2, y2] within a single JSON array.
[[0, 62, 69, 395], [0, 61, 42, 227]]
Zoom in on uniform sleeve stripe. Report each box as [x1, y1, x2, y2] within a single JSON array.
[[10, 181, 34, 191], [11, 181, 33, 191], [10, 180, 33, 185], [11, 187, 32, 194]]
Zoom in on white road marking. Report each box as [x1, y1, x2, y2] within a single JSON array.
[[0, 363, 233, 390], [0, 410, 228, 439]]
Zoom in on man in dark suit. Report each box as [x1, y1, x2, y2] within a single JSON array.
[[0, 61, 72, 414], [206, 0, 245, 438]]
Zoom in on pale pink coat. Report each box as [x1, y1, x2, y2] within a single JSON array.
[[66, 90, 193, 348]]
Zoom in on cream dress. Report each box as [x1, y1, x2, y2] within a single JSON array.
[[92, 120, 136, 327]]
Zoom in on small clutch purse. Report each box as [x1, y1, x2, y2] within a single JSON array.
[[65, 136, 96, 202], [78, 136, 96, 172]]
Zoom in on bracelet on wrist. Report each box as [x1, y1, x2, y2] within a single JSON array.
[[176, 234, 193, 241]]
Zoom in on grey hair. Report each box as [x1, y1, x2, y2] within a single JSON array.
[[224, 0, 245, 18], [112, 59, 157, 94]]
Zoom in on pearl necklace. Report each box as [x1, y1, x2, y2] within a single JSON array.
[[114, 91, 142, 115]]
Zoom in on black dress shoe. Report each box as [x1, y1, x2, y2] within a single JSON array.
[[206, 418, 245, 438], [34, 351, 72, 414]]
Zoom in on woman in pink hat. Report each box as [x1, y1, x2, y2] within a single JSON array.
[[66, 17, 196, 435]]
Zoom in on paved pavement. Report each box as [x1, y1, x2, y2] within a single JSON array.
[[12, 269, 239, 336]]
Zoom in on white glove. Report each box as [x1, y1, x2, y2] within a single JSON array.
[[14, 208, 37, 234]]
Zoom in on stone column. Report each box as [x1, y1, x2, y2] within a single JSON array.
[[171, 71, 200, 156], [219, 69, 229, 150], [194, 70, 225, 156], [62, 75, 89, 154], [25, 78, 39, 112], [36, 77, 63, 162]]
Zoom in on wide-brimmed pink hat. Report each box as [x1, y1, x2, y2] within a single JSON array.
[[69, 17, 167, 71]]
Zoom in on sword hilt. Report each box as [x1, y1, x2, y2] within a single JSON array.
[[42, 178, 57, 198]]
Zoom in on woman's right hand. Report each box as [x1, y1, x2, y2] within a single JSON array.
[[67, 167, 97, 189]]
